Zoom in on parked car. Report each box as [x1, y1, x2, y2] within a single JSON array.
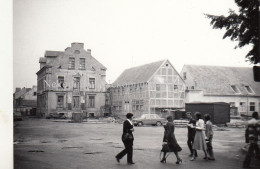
[[132, 114, 166, 126]]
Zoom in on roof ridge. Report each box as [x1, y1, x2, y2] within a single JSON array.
[[124, 59, 166, 71], [185, 64, 252, 68]]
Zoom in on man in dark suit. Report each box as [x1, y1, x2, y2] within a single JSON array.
[[186, 112, 197, 157], [115, 113, 135, 165]]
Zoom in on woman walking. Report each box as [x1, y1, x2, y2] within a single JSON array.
[[160, 116, 182, 164], [115, 113, 135, 165], [190, 112, 208, 161]]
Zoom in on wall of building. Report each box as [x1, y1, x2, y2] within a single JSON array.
[[37, 43, 107, 117], [186, 90, 260, 115]]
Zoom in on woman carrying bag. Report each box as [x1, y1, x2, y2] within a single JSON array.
[[160, 116, 182, 164], [115, 113, 135, 165]]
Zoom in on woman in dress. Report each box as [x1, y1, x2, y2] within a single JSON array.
[[160, 116, 182, 164], [190, 112, 208, 161]]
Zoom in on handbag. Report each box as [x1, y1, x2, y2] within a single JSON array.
[[161, 142, 170, 152], [122, 132, 133, 141]]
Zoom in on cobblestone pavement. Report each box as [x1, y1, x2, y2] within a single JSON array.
[[14, 118, 260, 169]]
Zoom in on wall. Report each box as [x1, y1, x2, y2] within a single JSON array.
[[186, 90, 260, 115]]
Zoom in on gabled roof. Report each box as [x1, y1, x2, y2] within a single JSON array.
[[113, 60, 165, 86], [45, 51, 64, 57], [14, 88, 31, 99], [182, 65, 260, 96]]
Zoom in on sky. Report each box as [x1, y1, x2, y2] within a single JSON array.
[[13, 0, 253, 91]]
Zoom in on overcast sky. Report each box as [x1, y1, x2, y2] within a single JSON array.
[[13, 0, 253, 90]]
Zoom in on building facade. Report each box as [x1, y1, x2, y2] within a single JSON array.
[[181, 65, 260, 116], [36, 43, 108, 117], [14, 86, 37, 115], [110, 60, 185, 117]]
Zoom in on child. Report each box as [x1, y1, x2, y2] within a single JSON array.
[[204, 114, 215, 160]]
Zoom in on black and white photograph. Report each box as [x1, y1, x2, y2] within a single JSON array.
[[0, 0, 259, 168]]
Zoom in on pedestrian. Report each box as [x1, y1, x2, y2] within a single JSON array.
[[186, 112, 197, 157], [243, 111, 260, 168], [160, 116, 182, 164], [115, 113, 135, 165], [204, 114, 215, 160], [190, 112, 208, 161]]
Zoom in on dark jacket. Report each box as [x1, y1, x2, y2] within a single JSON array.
[[122, 119, 134, 142], [187, 118, 196, 139]]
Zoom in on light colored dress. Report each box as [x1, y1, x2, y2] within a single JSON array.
[[192, 119, 207, 150]]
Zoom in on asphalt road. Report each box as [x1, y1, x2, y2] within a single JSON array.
[[14, 118, 260, 169]]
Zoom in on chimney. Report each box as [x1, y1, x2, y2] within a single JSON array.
[[71, 42, 84, 49], [87, 49, 91, 54]]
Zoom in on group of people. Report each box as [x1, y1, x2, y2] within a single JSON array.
[[115, 111, 260, 168], [115, 112, 215, 165]]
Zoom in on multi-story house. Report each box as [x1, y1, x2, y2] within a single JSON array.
[[110, 59, 185, 117], [181, 65, 260, 116], [36, 42, 107, 117]]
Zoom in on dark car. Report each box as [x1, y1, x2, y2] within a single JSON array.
[[132, 114, 166, 126]]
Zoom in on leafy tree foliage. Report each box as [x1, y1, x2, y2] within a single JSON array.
[[205, 0, 259, 64]]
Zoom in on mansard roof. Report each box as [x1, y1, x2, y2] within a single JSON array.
[[113, 60, 166, 86], [182, 65, 260, 96]]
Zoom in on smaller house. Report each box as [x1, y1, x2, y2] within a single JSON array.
[[181, 65, 260, 116], [14, 86, 37, 116]]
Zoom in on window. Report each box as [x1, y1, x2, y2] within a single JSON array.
[[79, 58, 85, 69], [73, 77, 80, 89], [89, 96, 95, 108], [162, 68, 166, 75], [69, 57, 75, 69], [230, 102, 236, 107], [230, 85, 240, 94], [156, 84, 160, 91], [240, 102, 246, 112], [245, 86, 254, 94], [89, 78, 95, 89], [74, 50, 80, 54], [58, 76, 64, 88], [57, 95, 64, 108], [250, 102, 255, 111], [183, 72, 186, 80], [33, 92, 37, 96]]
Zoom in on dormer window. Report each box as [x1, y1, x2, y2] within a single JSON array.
[[230, 85, 240, 94], [245, 85, 254, 94], [74, 50, 80, 54]]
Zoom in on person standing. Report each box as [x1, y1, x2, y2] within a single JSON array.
[[190, 112, 208, 161], [243, 111, 260, 168], [186, 112, 197, 157], [160, 116, 182, 164], [204, 114, 215, 160], [115, 113, 135, 165]]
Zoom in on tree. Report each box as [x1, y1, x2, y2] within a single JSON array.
[[205, 0, 259, 64]]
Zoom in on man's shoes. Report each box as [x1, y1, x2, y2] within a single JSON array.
[[115, 157, 120, 163], [128, 162, 135, 165]]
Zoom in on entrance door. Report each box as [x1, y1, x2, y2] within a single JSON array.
[[73, 96, 80, 110]]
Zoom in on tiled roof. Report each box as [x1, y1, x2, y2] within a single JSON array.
[[113, 60, 165, 86], [182, 65, 260, 96], [45, 51, 64, 57], [88, 56, 107, 70], [14, 88, 31, 99]]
